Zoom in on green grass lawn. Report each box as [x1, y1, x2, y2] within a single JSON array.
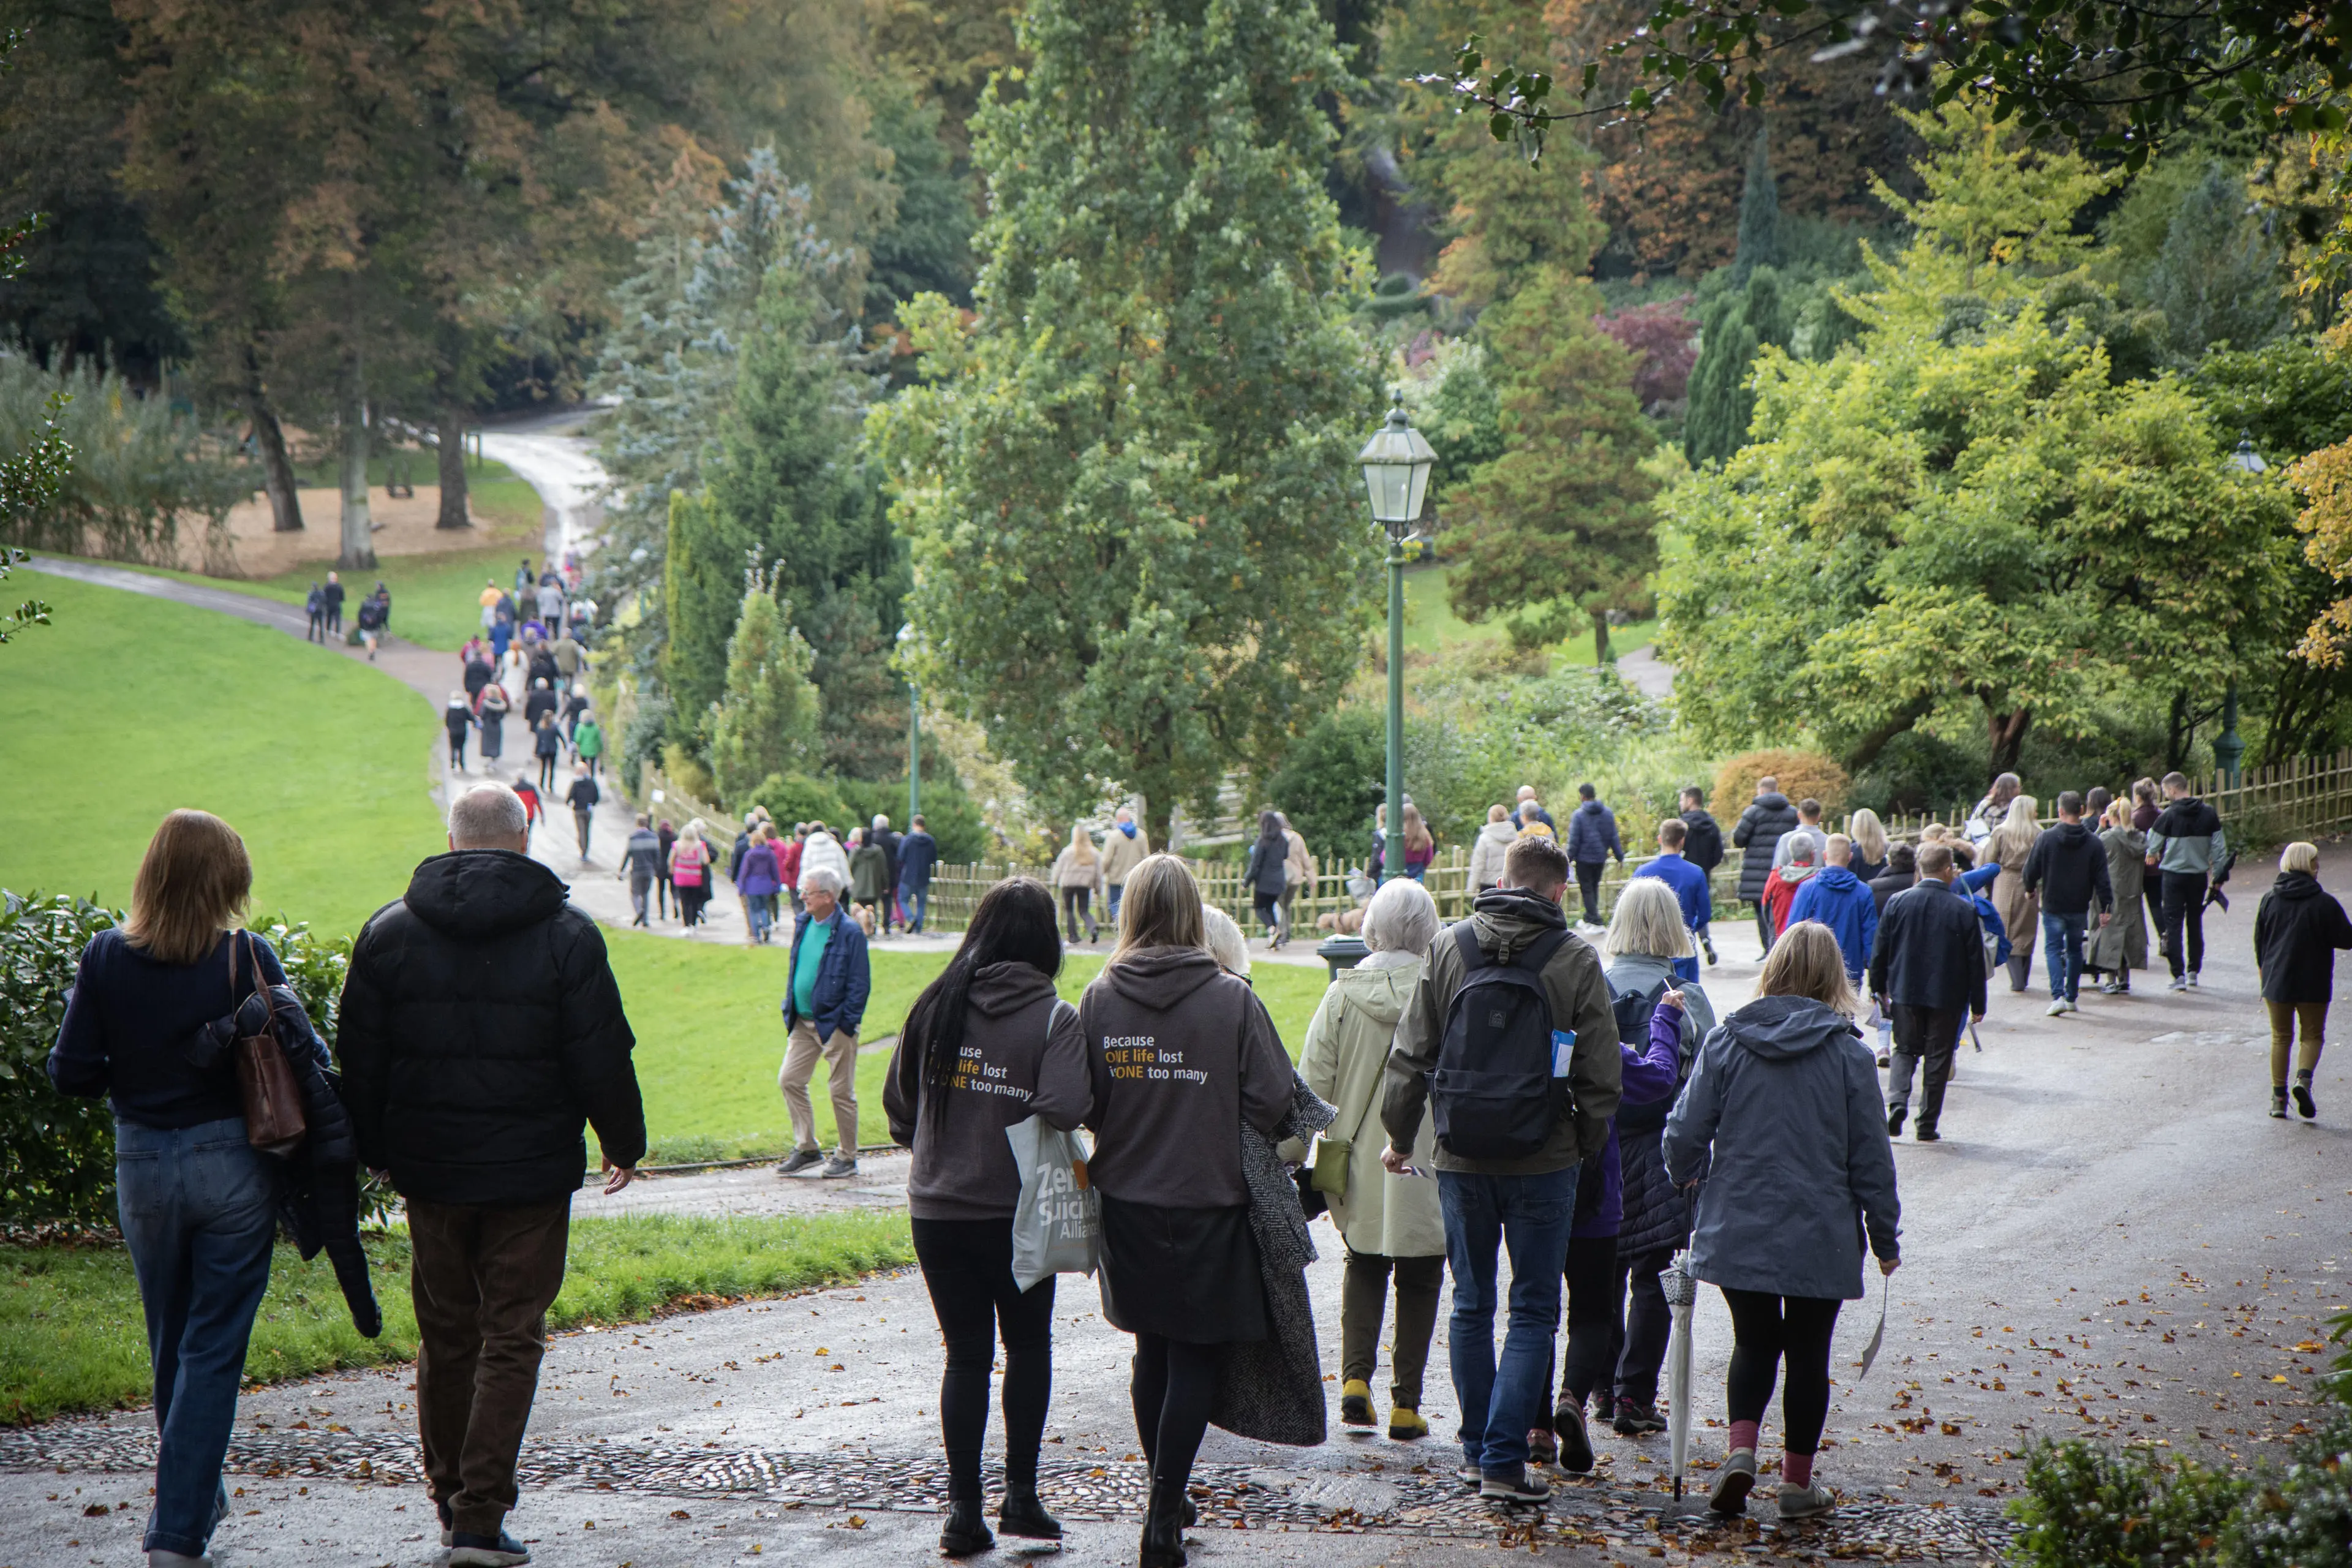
[[0, 1212, 913, 1425], [1402, 563, 1658, 662], [609, 940, 1334, 1161], [0, 575, 447, 936]]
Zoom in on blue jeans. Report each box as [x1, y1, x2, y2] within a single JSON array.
[[747, 893, 775, 943], [2042, 911, 2088, 1001], [900, 881, 930, 934], [1106, 883, 1122, 926], [115, 1117, 278, 1556], [1437, 1164, 1578, 1475]]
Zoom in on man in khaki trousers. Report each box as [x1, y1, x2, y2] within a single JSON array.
[[775, 865, 870, 1179]]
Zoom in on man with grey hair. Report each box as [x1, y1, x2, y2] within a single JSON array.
[[776, 862, 870, 1179], [340, 782, 643, 1567]]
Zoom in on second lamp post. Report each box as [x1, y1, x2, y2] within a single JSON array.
[[1358, 390, 1435, 885]]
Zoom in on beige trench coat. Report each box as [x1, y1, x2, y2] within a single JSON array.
[[1290, 958, 1444, 1259]]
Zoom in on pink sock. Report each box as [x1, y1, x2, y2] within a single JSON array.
[[1784, 1451, 1814, 1487], [1728, 1420, 1760, 1454]]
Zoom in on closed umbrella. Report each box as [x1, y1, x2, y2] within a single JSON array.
[[1660, 1249, 1700, 1500]]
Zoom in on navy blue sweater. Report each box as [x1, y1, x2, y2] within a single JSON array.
[[50, 928, 290, 1128]]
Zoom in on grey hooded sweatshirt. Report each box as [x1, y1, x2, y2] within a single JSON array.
[[1080, 946, 1292, 1207], [1664, 995, 1900, 1300], [884, 962, 1091, 1221]]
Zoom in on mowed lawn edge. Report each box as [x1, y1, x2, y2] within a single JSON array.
[[0, 1211, 914, 1427]]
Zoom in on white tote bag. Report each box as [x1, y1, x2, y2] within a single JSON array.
[[1006, 1115, 1102, 1292]]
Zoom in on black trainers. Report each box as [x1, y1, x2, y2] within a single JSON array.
[[1885, 1105, 1905, 1137], [1553, 1403, 1595, 1473], [998, 1491, 1062, 1540], [2294, 1078, 2318, 1120], [1480, 1464, 1551, 1504], [1611, 1397, 1666, 1436], [819, 1155, 858, 1178], [1702, 934, 1719, 966], [2272, 1088, 2291, 1120], [1915, 1126, 1941, 1142], [776, 1148, 823, 1175]]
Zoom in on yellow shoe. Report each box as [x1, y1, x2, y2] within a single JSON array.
[[1339, 1378, 1375, 1427], [1388, 1403, 1429, 1441]]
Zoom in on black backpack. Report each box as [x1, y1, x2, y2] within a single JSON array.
[[1430, 924, 1572, 1161]]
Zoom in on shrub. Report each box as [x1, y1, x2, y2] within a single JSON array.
[[834, 777, 991, 865], [0, 893, 120, 1227], [0, 895, 383, 1229], [0, 355, 252, 566], [1264, 709, 1387, 861], [748, 772, 850, 832], [2222, 1408, 2352, 1568], [2011, 1440, 2248, 1568], [1713, 749, 1850, 816]]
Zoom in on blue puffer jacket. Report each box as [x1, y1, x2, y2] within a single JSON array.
[[782, 908, 871, 1041], [1567, 800, 1624, 865], [1664, 995, 1901, 1300]]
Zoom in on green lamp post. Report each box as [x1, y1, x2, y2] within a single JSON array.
[[2215, 435, 2266, 785], [1357, 390, 1436, 884], [899, 622, 921, 821]]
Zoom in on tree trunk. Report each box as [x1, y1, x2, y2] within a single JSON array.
[[337, 350, 376, 570], [2166, 690, 2192, 772], [1985, 703, 2032, 778], [435, 405, 470, 529], [1593, 613, 1611, 665], [1842, 698, 1932, 772], [242, 346, 303, 533]]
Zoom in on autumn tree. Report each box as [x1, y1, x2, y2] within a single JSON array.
[[875, 0, 1378, 840]]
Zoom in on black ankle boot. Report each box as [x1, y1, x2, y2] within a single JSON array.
[[941, 1499, 994, 1557], [1140, 1483, 1189, 1567], [1000, 1488, 1063, 1540]]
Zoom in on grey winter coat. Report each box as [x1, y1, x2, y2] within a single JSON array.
[[1663, 995, 1900, 1300], [1730, 793, 1801, 903], [2086, 826, 2148, 973], [1215, 1072, 1335, 1447]]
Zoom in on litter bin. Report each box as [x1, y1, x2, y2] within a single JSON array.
[[1316, 934, 1368, 983]]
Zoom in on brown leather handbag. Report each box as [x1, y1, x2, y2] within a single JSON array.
[[231, 933, 307, 1156]]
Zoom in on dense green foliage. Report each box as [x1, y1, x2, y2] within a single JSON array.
[[876, 0, 1379, 841], [0, 894, 118, 1226], [707, 567, 824, 803]]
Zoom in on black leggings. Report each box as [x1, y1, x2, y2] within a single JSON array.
[[911, 1218, 1056, 1503], [1252, 892, 1280, 931], [537, 753, 557, 791], [1132, 1335, 1225, 1498], [1721, 1289, 1842, 1455], [1061, 886, 1095, 942], [1544, 1234, 1619, 1406]]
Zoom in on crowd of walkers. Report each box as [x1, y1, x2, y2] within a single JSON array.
[[48, 760, 2347, 1568]]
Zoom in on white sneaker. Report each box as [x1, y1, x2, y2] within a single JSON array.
[[2168, 976, 2188, 992], [2046, 999, 2068, 1017]]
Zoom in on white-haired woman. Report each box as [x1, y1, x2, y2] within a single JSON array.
[[1294, 876, 1446, 1442], [2254, 841, 2352, 1121], [1987, 796, 2041, 992], [1202, 905, 1252, 978]]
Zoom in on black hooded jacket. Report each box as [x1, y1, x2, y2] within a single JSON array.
[[1731, 793, 1801, 903], [338, 850, 644, 1205], [2254, 872, 2352, 1004]]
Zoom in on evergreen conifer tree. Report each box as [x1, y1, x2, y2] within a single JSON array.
[[709, 556, 824, 802], [1732, 128, 1782, 285], [2150, 163, 2287, 361], [873, 0, 1377, 839], [1684, 266, 1790, 467]]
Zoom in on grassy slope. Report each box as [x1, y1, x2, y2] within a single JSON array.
[[0, 575, 447, 936], [0, 1212, 913, 1425], [1403, 562, 1657, 662], [610, 940, 1333, 1161]]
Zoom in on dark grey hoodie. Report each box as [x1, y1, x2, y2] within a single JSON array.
[[1663, 995, 1899, 1300], [883, 962, 1090, 1221], [1080, 946, 1292, 1207]]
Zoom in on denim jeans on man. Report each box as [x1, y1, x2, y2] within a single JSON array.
[[116, 1116, 279, 1558], [1437, 1165, 1578, 1476], [2041, 910, 2089, 1002], [900, 880, 929, 934]]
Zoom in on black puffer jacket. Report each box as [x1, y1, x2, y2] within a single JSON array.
[[2254, 872, 2352, 1005], [339, 850, 644, 1205], [1679, 809, 1725, 873], [1731, 793, 1801, 903]]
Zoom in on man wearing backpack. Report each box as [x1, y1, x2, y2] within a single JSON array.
[[1382, 834, 1621, 1507]]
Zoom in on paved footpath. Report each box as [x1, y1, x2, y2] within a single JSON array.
[[17, 557, 2352, 1566]]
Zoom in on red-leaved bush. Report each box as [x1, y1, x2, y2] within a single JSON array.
[[1594, 297, 1698, 408]]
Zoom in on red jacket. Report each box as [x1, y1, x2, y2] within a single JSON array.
[[1765, 864, 1815, 937], [778, 838, 805, 889]]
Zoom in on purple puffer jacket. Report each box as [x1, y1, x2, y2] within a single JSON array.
[[738, 843, 782, 897], [1572, 1002, 1684, 1239]]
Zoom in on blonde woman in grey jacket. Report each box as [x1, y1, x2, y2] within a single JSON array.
[[1295, 877, 1445, 1440]]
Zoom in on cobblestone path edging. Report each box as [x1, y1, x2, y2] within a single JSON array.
[[0, 1424, 2010, 1561]]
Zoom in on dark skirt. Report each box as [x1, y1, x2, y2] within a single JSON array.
[[1098, 1193, 1268, 1345]]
